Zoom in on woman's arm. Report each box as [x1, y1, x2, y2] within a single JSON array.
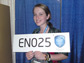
[[34, 51, 68, 61], [50, 54, 68, 61], [26, 51, 34, 60]]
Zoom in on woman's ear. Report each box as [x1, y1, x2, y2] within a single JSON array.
[[47, 14, 50, 20]]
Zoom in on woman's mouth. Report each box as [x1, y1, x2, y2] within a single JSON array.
[[36, 20, 41, 23]]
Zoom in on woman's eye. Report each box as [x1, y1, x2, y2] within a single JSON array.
[[34, 14, 36, 16], [33, 13, 43, 16], [39, 14, 43, 16]]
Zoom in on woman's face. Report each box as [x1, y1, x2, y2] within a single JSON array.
[[33, 7, 49, 27]]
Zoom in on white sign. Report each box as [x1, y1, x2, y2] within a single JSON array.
[[13, 32, 70, 52]]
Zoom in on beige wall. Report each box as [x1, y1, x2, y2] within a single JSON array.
[[0, 0, 15, 40], [0, 0, 15, 63], [0, 0, 9, 5], [0, 4, 12, 63]]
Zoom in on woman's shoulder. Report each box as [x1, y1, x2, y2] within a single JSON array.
[[32, 28, 40, 33], [49, 27, 61, 33]]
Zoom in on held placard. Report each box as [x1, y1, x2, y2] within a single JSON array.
[[13, 32, 70, 52]]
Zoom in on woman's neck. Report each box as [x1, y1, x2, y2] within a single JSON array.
[[40, 24, 49, 33]]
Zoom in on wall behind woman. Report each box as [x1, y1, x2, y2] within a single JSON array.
[[61, 0, 84, 63]]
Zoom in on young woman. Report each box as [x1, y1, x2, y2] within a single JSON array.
[[26, 4, 68, 63]]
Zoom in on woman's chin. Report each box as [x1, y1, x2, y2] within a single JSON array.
[[36, 24, 41, 26]]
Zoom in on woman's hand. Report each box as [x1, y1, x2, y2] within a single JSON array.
[[34, 51, 46, 60], [26, 51, 34, 60]]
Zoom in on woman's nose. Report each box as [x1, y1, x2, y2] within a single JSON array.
[[36, 15, 39, 19]]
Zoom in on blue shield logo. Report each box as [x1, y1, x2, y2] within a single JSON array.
[[54, 35, 65, 48]]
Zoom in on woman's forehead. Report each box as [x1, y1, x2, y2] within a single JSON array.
[[34, 7, 45, 13]]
